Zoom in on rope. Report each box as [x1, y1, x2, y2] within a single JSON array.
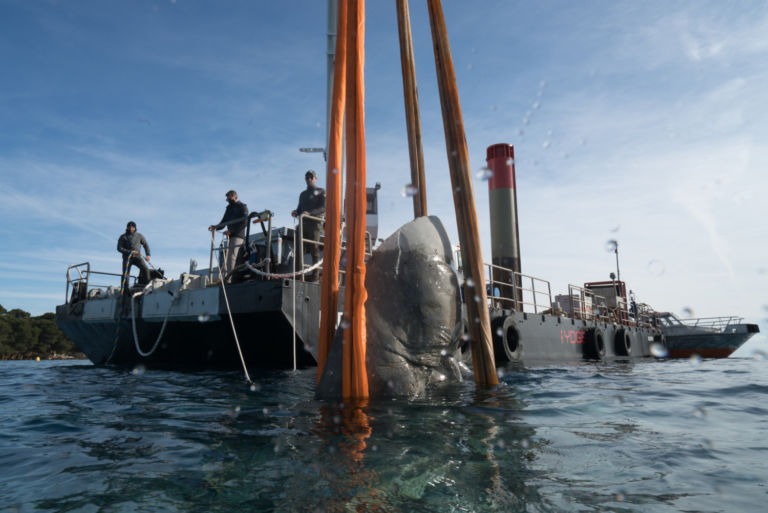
[[244, 257, 323, 279], [130, 283, 176, 358], [217, 242, 253, 384]]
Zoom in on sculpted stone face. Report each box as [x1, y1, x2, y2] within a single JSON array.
[[317, 216, 465, 399]]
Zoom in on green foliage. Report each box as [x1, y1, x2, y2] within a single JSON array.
[[0, 304, 81, 359]]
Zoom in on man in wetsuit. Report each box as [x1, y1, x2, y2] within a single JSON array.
[[117, 221, 151, 289], [209, 189, 249, 280], [291, 170, 325, 281]]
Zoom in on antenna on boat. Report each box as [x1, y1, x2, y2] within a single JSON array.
[[299, 147, 326, 161]]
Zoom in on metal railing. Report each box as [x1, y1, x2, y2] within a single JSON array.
[[679, 316, 745, 332], [64, 262, 127, 304], [295, 212, 325, 281], [564, 284, 610, 322], [479, 262, 658, 328], [483, 262, 552, 314], [204, 211, 376, 283], [295, 213, 373, 282]]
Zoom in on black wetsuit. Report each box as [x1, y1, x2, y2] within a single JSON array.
[[294, 185, 326, 264], [117, 231, 151, 286]]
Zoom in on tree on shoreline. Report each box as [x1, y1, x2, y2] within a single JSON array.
[[0, 305, 82, 359]]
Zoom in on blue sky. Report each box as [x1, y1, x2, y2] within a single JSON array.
[[1, 1, 766, 355]]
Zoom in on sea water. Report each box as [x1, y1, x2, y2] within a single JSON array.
[[1, 357, 766, 512]]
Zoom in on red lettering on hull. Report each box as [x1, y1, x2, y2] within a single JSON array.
[[560, 329, 585, 345]]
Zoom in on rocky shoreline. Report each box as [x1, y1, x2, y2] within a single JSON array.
[[2, 352, 87, 361]]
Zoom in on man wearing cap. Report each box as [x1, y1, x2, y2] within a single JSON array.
[[209, 190, 249, 280], [117, 221, 151, 289], [291, 170, 326, 280]]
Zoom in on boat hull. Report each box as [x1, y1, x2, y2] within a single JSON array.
[[656, 313, 760, 359], [55, 278, 324, 370], [491, 311, 662, 366], [664, 329, 759, 359]]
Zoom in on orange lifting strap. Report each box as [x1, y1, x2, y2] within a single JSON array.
[[317, 0, 348, 380]]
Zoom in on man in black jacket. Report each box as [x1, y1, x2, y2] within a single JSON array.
[[291, 170, 325, 280], [209, 190, 249, 280], [117, 221, 151, 289]]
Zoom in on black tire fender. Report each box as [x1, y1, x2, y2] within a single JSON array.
[[584, 327, 605, 359], [500, 316, 522, 361], [491, 315, 508, 362], [614, 328, 631, 356]]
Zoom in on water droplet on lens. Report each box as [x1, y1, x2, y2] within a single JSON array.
[[650, 342, 668, 358], [198, 314, 210, 322], [496, 327, 504, 337], [693, 406, 707, 418], [332, 167, 339, 175], [681, 306, 694, 318], [476, 166, 493, 180], [605, 239, 618, 252], [401, 183, 418, 197], [506, 158, 515, 166], [541, 140, 551, 149], [465, 278, 475, 288], [689, 353, 702, 365], [131, 364, 146, 376], [340, 316, 351, 329], [648, 260, 666, 276]]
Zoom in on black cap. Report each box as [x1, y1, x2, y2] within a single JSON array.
[[127, 221, 136, 229], [305, 170, 317, 179], [226, 189, 237, 197]]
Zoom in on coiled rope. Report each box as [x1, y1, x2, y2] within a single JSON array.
[[244, 258, 323, 279], [130, 281, 177, 358]]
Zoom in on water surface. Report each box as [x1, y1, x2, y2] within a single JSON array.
[[1, 358, 766, 512]]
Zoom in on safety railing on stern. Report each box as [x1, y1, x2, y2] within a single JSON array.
[[483, 262, 552, 314]]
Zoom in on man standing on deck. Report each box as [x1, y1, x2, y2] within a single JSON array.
[[291, 170, 325, 281], [209, 190, 249, 280], [117, 221, 151, 289]]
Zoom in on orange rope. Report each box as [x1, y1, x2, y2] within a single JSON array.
[[317, 0, 348, 381], [341, 0, 369, 400]]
